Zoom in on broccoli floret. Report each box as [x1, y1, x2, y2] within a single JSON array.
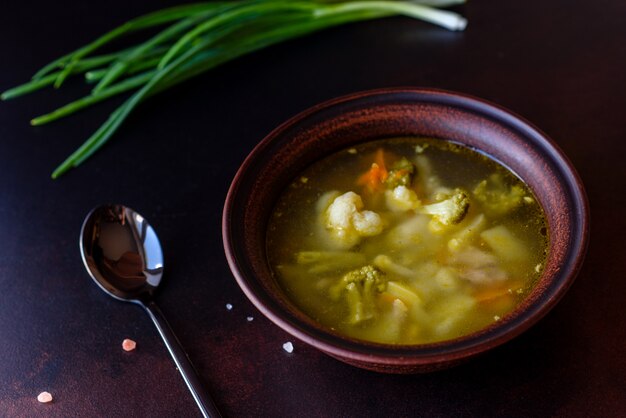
[[385, 157, 416, 189], [342, 265, 387, 290], [420, 188, 470, 226], [329, 265, 387, 324], [473, 173, 527, 216]]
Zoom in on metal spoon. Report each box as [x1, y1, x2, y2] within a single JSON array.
[[80, 204, 221, 418]]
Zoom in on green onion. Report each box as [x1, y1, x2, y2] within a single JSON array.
[[3, 0, 467, 178]]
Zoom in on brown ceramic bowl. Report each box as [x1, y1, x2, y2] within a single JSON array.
[[222, 88, 589, 373]]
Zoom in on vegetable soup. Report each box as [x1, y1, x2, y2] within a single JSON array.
[[266, 138, 548, 345]]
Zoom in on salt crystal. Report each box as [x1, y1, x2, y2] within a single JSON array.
[[122, 338, 137, 351], [246, 316, 254, 322], [226, 303, 233, 311], [37, 391, 53, 403], [282, 342, 294, 353]]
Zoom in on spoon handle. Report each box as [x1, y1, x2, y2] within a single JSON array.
[[144, 301, 222, 418]]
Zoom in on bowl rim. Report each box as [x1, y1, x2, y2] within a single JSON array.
[[222, 87, 589, 366]]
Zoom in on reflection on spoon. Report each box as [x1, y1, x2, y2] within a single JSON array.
[[80, 204, 221, 418]]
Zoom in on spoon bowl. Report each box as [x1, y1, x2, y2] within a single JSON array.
[[80, 204, 163, 302], [80, 204, 221, 417]]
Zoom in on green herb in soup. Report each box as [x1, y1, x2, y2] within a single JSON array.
[[266, 138, 548, 345]]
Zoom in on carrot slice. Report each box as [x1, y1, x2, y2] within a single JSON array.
[[357, 149, 388, 192], [474, 281, 523, 311]]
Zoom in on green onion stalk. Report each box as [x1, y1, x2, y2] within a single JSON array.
[[2, 0, 467, 178]]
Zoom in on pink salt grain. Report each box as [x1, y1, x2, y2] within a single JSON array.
[[122, 338, 137, 351], [37, 391, 53, 403]]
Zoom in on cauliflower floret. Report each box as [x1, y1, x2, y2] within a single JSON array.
[[325, 192, 383, 248], [420, 188, 470, 227], [385, 185, 421, 212], [352, 211, 383, 235]]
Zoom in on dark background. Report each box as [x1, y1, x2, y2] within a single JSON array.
[[1, 1, 625, 417]]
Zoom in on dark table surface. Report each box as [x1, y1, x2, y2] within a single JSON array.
[[1, 1, 625, 417]]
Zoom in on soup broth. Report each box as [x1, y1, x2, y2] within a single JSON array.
[[266, 138, 548, 345]]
